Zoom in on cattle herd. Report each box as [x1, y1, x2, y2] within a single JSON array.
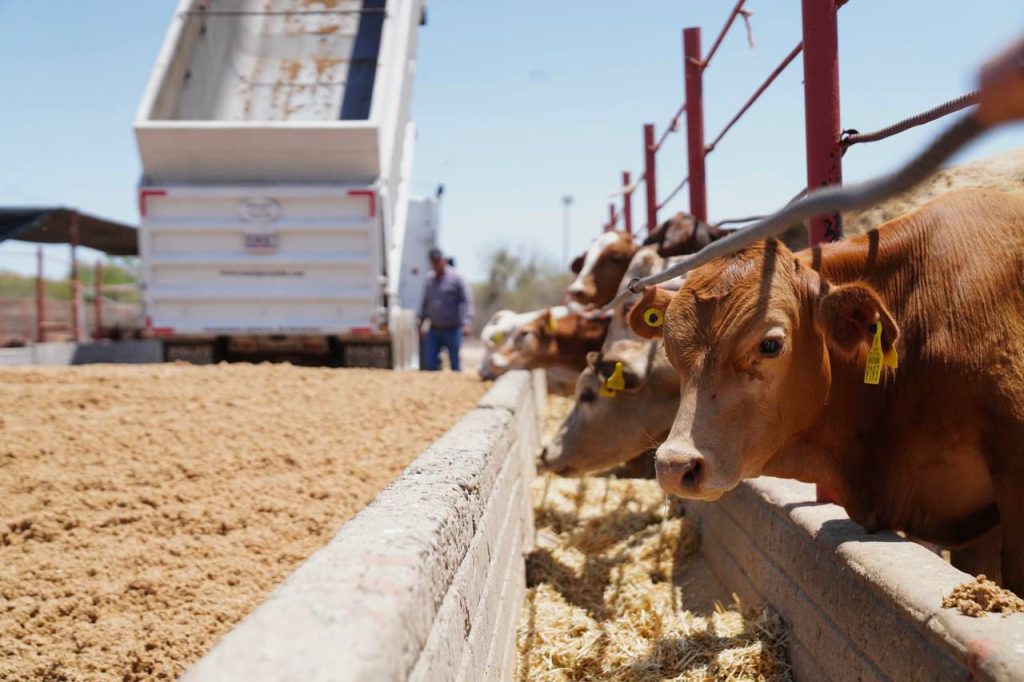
[[477, 189, 1024, 597]]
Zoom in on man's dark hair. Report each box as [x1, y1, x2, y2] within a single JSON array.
[[428, 247, 443, 261]]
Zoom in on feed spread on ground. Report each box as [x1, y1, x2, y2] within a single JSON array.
[[0, 364, 484, 681]]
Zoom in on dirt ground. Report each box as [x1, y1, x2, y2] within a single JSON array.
[[0, 363, 485, 681]]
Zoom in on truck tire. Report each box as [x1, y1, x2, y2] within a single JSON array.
[[164, 341, 215, 365], [337, 341, 392, 369]]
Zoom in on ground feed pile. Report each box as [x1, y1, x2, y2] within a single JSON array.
[[943, 575, 1024, 617], [516, 472, 791, 681], [0, 364, 484, 681]]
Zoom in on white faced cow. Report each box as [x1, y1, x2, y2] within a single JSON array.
[[567, 231, 638, 307]]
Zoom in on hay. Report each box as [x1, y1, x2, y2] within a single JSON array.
[[543, 394, 575, 442], [942, 575, 1024, 617], [517, 473, 791, 681]]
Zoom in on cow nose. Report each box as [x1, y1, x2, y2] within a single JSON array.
[[539, 445, 570, 475], [655, 451, 705, 497]]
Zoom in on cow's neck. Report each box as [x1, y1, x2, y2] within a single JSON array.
[[762, 438, 851, 503]]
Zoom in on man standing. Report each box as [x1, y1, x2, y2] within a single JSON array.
[[420, 247, 474, 371]]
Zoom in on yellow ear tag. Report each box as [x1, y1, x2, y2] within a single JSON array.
[[546, 316, 557, 334], [643, 308, 664, 328], [605, 361, 626, 391], [599, 385, 618, 398], [491, 332, 504, 345], [864, 323, 886, 385]]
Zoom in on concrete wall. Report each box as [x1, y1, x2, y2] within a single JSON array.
[[182, 369, 542, 682], [72, 340, 162, 364], [0, 340, 162, 366], [686, 477, 1024, 682]]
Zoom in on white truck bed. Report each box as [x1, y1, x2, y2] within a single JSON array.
[[139, 185, 382, 336], [134, 0, 429, 367], [136, 0, 419, 184]]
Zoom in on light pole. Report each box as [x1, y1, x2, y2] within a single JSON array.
[[561, 195, 574, 265]]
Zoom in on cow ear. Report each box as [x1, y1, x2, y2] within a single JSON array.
[[817, 282, 899, 361], [627, 286, 674, 339], [570, 255, 584, 274], [585, 351, 600, 368], [596, 357, 644, 392]]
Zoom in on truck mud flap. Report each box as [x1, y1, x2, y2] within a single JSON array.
[[333, 339, 392, 369], [164, 340, 221, 365]]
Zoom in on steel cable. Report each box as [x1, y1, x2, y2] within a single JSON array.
[[601, 114, 986, 312]]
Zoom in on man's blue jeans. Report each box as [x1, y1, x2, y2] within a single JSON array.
[[423, 326, 462, 371]]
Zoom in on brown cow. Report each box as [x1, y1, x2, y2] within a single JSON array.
[[541, 339, 680, 475], [628, 189, 1024, 593], [479, 306, 609, 389], [542, 246, 686, 474], [643, 212, 726, 258], [567, 231, 638, 306]]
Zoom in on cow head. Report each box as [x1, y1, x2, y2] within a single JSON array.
[[566, 231, 638, 306], [542, 339, 680, 475], [627, 240, 899, 500], [478, 312, 549, 380], [643, 212, 725, 258], [478, 309, 545, 380], [479, 307, 607, 380]]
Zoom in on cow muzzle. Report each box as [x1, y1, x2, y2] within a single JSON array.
[[566, 281, 595, 303], [655, 448, 708, 498], [539, 443, 574, 476]]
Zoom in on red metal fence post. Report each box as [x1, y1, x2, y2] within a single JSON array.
[[683, 27, 708, 223], [622, 171, 633, 234], [643, 124, 658, 232], [606, 204, 616, 232], [802, 0, 843, 503], [35, 247, 45, 343], [22, 300, 31, 344], [69, 211, 81, 343], [801, 0, 843, 244], [94, 260, 104, 340]]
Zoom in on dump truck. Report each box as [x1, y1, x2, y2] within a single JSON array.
[[134, 0, 433, 368]]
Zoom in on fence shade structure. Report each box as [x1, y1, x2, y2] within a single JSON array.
[[0, 248, 141, 345], [0, 207, 141, 344]]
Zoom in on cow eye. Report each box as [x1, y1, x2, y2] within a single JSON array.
[[758, 337, 784, 357], [579, 388, 597, 403]]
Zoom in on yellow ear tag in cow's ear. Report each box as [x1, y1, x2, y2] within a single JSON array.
[[643, 308, 664, 328], [605, 361, 626, 391], [864, 323, 884, 385], [882, 345, 899, 369], [599, 385, 618, 398], [546, 316, 557, 334], [491, 332, 504, 345]]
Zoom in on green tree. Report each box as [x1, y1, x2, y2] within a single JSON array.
[[471, 248, 572, 334]]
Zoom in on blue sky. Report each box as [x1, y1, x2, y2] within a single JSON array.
[[1, 0, 1021, 281]]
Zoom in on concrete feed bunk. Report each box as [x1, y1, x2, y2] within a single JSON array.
[[4, 365, 1024, 681], [183, 370, 542, 681], [0, 364, 484, 681]]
